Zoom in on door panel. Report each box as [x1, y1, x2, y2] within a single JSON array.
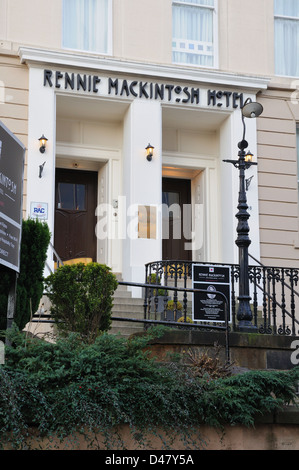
[[55, 169, 98, 262], [162, 178, 192, 261]]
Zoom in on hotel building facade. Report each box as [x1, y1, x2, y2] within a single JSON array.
[[0, 0, 299, 291]]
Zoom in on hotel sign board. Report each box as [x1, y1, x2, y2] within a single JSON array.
[[0, 121, 25, 272], [192, 264, 231, 323]]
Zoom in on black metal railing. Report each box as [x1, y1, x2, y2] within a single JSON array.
[[115, 280, 230, 363], [144, 259, 299, 336], [248, 255, 299, 336], [31, 279, 231, 362]]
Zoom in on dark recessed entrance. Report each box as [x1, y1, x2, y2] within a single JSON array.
[[54, 168, 97, 262], [162, 177, 192, 261]]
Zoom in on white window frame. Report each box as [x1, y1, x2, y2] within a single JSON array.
[[172, 0, 218, 69], [62, 0, 113, 56], [274, 2, 299, 77]]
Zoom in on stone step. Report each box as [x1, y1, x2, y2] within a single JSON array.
[[110, 310, 145, 336], [113, 290, 133, 299], [113, 297, 144, 306], [112, 308, 144, 318], [114, 283, 131, 292], [111, 286, 145, 336]]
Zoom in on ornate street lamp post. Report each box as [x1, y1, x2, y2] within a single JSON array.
[[223, 98, 263, 331]]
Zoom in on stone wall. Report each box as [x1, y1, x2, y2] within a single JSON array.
[[146, 329, 298, 371], [11, 412, 299, 450]]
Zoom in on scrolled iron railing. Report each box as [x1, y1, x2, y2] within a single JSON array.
[[248, 255, 299, 336], [144, 258, 299, 336]]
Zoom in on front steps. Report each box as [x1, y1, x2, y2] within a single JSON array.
[[110, 282, 194, 337], [26, 279, 208, 339], [110, 283, 145, 337]]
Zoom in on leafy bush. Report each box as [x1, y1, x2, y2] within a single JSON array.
[[1, 326, 299, 450], [147, 273, 167, 296], [177, 316, 193, 324], [44, 263, 118, 342], [166, 300, 182, 311], [0, 219, 50, 332]]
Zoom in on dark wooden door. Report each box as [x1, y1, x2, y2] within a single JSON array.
[[162, 178, 192, 261], [54, 169, 97, 262]]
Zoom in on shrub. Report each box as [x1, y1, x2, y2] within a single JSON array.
[[0, 219, 51, 332], [147, 273, 167, 296], [44, 262, 118, 342], [1, 326, 299, 450], [166, 300, 182, 311], [177, 315, 193, 323]]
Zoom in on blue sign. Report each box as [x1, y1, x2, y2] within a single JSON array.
[[30, 202, 48, 220]]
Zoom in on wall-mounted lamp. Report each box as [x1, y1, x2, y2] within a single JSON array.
[[39, 134, 48, 154], [145, 143, 154, 162]]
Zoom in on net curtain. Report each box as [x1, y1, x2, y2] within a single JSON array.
[[172, 0, 214, 66], [63, 0, 109, 53], [275, 0, 299, 76]]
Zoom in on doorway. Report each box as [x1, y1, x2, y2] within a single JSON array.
[[54, 168, 98, 262], [162, 178, 192, 261]]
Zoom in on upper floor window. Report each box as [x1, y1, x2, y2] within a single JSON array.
[[274, 0, 299, 77], [62, 0, 111, 54], [172, 0, 217, 68]]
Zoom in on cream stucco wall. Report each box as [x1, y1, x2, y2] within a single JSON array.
[[218, 0, 275, 77], [257, 88, 299, 268], [0, 0, 277, 79], [0, 51, 28, 217], [0, 0, 62, 51]]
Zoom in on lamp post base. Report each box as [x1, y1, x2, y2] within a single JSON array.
[[237, 297, 257, 332], [237, 321, 258, 333]]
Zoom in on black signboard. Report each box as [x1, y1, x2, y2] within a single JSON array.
[[192, 264, 231, 323], [0, 121, 25, 272]]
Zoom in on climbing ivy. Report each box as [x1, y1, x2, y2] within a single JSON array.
[[1, 326, 299, 450]]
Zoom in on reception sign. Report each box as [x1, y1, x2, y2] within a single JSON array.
[[0, 121, 25, 272], [192, 264, 231, 323]]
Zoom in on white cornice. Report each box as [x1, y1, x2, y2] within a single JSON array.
[[19, 46, 270, 91]]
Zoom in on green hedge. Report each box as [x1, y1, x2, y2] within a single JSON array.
[[0, 219, 50, 332], [1, 326, 299, 450]]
